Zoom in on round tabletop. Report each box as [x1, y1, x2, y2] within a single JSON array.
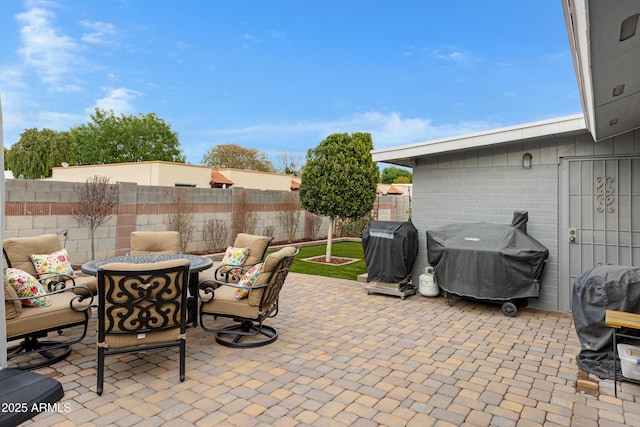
[[81, 253, 213, 276]]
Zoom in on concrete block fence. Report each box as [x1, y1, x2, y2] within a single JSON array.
[[4, 179, 409, 263]]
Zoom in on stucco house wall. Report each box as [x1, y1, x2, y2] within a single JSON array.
[[51, 161, 214, 188]]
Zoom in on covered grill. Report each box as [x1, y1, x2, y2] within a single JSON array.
[[362, 220, 419, 299], [426, 212, 548, 316], [572, 266, 640, 379]]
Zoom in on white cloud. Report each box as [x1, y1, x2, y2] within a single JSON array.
[[16, 1, 81, 91], [35, 110, 84, 130], [196, 111, 498, 154], [80, 20, 118, 45], [90, 87, 143, 115], [239, 33, 263, 50]]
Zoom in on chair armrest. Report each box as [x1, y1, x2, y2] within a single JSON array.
[[213, 264, 252, 283], [36, 272, 77, 291], [197, 278, 267, 303], [6, 285, 95, 313]]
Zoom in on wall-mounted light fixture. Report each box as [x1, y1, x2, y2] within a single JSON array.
[[522, 153, 532, 169], [620, 13, 639, 41], [613, 84, 625, 97]]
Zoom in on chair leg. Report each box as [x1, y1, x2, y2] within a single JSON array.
[[97, 348, 105, 395], [179, 340, 186, 382]]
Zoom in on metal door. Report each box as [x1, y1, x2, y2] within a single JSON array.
[[559, 157, 640, 311]]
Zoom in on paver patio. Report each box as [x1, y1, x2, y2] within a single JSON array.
[[18, 272, 640, 426]]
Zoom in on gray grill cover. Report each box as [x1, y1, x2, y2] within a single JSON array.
[[572, 266, 640, 379], [426, 222, 548, 300], [362, 221, 418, 284]]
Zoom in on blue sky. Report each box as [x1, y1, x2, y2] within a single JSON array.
[[0, 0, 581, 167]]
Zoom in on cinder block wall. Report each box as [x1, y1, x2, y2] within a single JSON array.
[[4, 180, 409, 263]]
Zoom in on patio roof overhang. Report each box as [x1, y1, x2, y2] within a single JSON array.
[[371, 114, 587, 168], [563, 0, 640, 142]]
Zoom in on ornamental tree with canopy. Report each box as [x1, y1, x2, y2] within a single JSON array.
[[299, 132, 379, 261]]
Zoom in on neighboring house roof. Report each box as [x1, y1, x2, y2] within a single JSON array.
[[210, 170, 234, 188], [386, 185, 404, 195], [290, 180, 300, 191], [563, 1, 640, 141], [372, 114, 587, 167], [376, 183, 411, 195]]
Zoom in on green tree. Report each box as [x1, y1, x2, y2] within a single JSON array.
[[299, 132, 379, 261], [71, 109, 185, 165], [380, 166, 412, 184], [7, 128, 77, 179], [202, 143, 275, 172]]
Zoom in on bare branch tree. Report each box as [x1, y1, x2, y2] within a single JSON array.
[[202, 218, 229, 253], [233, 191, 257, 235], [168, 189, 194, 253], [277, 150, 303, 175], [278, 192, 301, 242], [72, 175, 119, 260], [306, 212, 323, 240]]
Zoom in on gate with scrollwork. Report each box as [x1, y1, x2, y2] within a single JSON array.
[[559, 156, 640, 311]]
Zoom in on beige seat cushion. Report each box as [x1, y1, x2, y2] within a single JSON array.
[[130, 231, 181, 255], [100, 328, 184, 350], [201, 246, 296, 313], [3, 234, 95, 295], [70, 274, 98, 296], [248, 246, 297, 306], [6, 291, 91, 339], [4, 280, 22, 320], [3, 234, 62, 276], [234, 233, 271, 266], [200, 285, 261, 318]]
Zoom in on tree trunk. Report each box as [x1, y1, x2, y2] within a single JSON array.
[[89, 227, 95, 260], [325, 217, 334, 262]]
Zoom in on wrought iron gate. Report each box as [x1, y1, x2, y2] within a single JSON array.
[[559, 156, 640, 311]]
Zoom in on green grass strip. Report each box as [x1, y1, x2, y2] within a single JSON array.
[[270, 241, 367, 281]]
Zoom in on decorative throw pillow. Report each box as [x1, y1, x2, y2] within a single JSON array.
[[219, 246, 250, 276], [235, 263, 263, 299], [30, 248, 76, 286], [5, 268, 51, 307]]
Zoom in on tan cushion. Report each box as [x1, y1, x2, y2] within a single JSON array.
[[4, 279, 22, 320], [249, 246, 296, 307], [200, 285, 261, 318], [99, 327, 184, 350], [70, 274, 98, 296], [3, 234, 62, 275], [6, 291, 91, 339], [234, 233, 271, 266], [130, 231, 181, 255]]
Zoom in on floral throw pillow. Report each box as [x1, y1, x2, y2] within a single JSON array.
[[219, 246, 250, 276], [5, 268, 51, 307], [235, 263, 263, 299], [30, 248, 76, 286]]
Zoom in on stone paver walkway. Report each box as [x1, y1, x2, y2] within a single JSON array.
[[17, 272, 640, 426]]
